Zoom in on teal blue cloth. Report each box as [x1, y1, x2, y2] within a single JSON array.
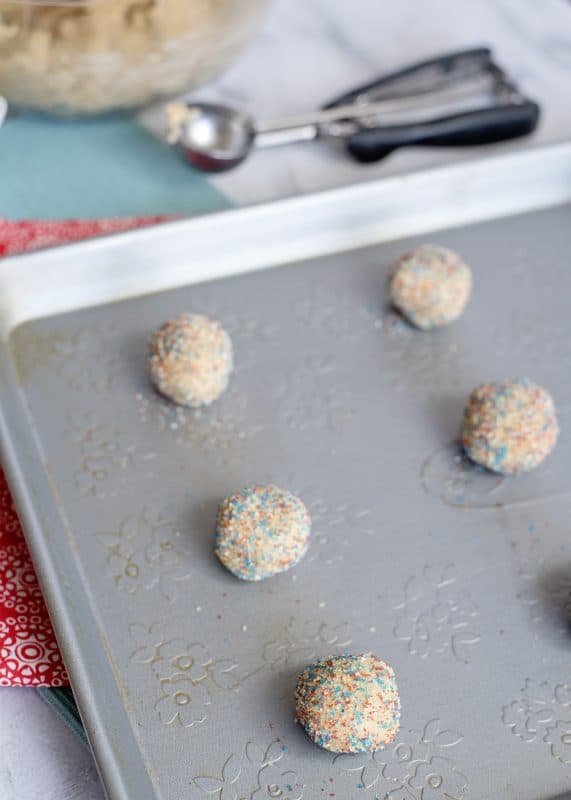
[[36, 687, 89, 749], [0, 113, 230, 219]]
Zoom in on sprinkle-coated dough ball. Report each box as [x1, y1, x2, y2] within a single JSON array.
[[389, 244, 472, 329], [148, 313, 233, 407], [295, 653, 401, 753], [460, 379, 559, 475], [215, 485, 310, 581]]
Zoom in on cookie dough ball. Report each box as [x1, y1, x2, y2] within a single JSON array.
[[215, 485, 310, 581], [295, 653, 401, 753], [460, 379, 559, 475], [389, 244, 472, 330], [148, 313, 233, 407]]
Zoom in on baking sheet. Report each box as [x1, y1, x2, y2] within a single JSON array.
[[1, 145, 571, 800]]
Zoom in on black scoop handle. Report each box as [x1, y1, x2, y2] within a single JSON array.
[[345, 101, 540, 163]]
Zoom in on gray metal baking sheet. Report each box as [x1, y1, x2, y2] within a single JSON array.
[[2, 155, 571, 800]]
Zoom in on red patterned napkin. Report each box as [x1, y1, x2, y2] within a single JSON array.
[[0, 215, 171, 686], [0, 216, 171, 257], [0, 473, 69, 686]]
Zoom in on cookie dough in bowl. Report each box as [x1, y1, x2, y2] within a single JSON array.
[[295, 653, 401, 753], [460, 378, 559, 475], [148, 312, 233, 408], [0, 0, 267, 114], [215, 485, 311, 581], [389, 244, 472, 330]]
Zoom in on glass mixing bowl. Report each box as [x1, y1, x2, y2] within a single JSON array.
[[0, 0, 267, 114]]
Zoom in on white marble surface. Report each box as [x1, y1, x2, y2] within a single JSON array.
[[2, 1, 571, 798], [0, 689, 104, 800], [142, 0, 571, 205]]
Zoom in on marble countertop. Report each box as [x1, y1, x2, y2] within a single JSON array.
[[2, 0, 571, 797], [142, 0, 571, 205]]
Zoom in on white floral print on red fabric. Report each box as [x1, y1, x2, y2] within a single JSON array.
[[0, 216, 173, 257], [0, 215, 172, 686], [0, 468, 69, 686]]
